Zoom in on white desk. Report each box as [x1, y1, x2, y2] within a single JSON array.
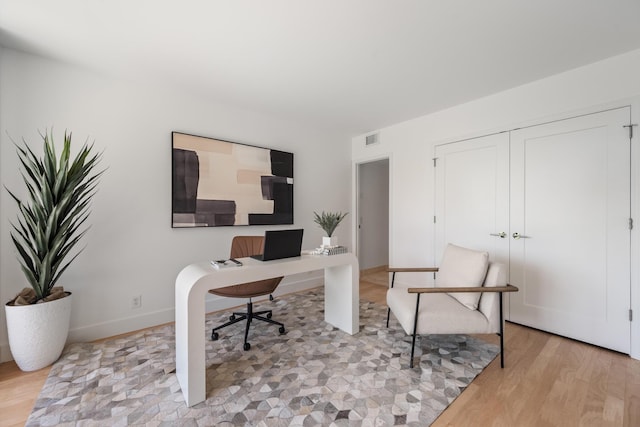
[[175, 253, 359, 407]]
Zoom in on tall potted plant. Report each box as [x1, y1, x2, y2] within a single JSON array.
[[4, 130, 103, 371], [313, 211, 348, 247]]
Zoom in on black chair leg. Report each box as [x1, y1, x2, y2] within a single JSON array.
[[211, 299, 286, 350], [499, 291, 505, 368], [211, 313, 247, 338], [386, 272, 396, 328], [409, 293, 421, 369], [253, 311, 285, 328], [243, 302, 253, 350]]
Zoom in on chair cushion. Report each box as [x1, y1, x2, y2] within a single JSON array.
[[436, 244, 489, 310], [387, 288, 494, 335], [477, 262, 507, 331], [208, 277, 283, 298]]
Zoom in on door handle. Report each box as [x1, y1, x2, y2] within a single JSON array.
[[512, 232, 530, 240], [490, 232, 507, 238]]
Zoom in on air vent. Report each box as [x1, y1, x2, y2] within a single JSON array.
[[365, 133, 379, 146]]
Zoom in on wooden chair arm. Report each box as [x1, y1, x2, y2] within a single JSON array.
[[407, 284, 519, 294], [387, 267, 439, 273]]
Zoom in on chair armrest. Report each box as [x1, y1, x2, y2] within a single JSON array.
[[388, 267, 439, 273], [407, 284, 519, 294]]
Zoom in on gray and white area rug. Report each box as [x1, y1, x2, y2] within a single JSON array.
[[27, 289, 498, 426]]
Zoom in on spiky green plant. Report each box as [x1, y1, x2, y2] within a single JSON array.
[[313, 211, 348, 237], [6, 130, 103, 303]]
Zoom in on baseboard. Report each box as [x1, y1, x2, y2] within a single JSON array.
[[0, 274, 324, 363], [67, 307, 176, 344]]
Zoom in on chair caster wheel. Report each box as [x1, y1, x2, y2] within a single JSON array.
[[243, 342, 251, 351], [266, 312, 272, 319], [229, 315, 236, 321], [279, 326, 285, 334], [211, 332, 219, 341]]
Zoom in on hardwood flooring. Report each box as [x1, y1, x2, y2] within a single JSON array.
[[0, 362, 49, 427], [1, 271, 638, 426]]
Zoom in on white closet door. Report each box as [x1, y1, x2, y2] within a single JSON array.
[[510, 107, 631, 352], [434, 133, 510, 265]]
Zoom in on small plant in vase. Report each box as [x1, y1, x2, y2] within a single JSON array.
[[313, 211, 348, 247]]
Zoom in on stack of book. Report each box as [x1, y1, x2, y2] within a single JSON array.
[[319, 245, 348, 256], [210, 259, 243, 269]]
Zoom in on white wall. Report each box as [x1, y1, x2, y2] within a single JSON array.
[[351, 48, 640, 359], [0, 47, 352, 362]]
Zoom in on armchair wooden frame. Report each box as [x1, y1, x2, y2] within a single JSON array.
[[387, 267, 519, 368]]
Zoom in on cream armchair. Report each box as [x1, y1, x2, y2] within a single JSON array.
[[387, 244, 518, 368]]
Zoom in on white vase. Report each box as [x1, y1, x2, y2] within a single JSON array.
[[5, 293, 72, 371], [322, 236, 338, 247]]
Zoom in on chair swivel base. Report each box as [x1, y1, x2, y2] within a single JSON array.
[[211, 301, 285, 351]]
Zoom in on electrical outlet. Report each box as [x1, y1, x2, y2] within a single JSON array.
[[131, 295, 142, 309]]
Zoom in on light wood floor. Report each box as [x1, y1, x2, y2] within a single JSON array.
[[1, 272, 638, 426]]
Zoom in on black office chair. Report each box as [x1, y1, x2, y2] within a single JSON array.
[[209, 236, 286, 350]]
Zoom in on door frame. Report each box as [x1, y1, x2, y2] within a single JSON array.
[[352, 154, 392, 273], [629, 97, 640, 360]]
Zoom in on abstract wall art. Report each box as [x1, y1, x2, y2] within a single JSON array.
[[172, 132, 294, 227]]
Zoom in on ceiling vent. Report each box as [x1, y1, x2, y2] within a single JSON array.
[[365, 133, 379, 146]]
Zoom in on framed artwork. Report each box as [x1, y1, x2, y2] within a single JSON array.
[[172, 132, 293, 227]]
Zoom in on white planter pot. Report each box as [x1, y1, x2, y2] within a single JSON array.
[[5, 293, 72, 371], [322, 236, 338, 247]]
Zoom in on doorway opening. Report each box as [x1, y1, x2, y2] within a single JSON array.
[[356, 158, 390, 282]]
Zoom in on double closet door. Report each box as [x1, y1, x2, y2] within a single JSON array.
[[434, 107, 631, 353]]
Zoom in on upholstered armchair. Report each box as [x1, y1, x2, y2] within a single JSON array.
[[386, 244, 518, 368]]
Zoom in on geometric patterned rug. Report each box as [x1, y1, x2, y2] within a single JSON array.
[[26, 288, 498, 426]]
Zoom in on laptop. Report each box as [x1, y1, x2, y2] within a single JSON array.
[[251, 229, 304, 261]]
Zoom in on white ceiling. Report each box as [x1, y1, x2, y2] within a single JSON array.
[[2, 0, 640, 137]]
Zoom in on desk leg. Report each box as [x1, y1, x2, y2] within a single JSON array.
[[324, 264, 359, 335], [175, 285, 206, 407]]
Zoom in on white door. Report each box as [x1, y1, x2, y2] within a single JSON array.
[[510, 107, 631, 353], [434, 133, 510, 265]]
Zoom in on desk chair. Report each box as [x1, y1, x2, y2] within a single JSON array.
[[387, 244, 518, 368], [209, 236, 286, 350]]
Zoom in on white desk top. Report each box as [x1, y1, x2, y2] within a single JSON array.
[[176, 253, 358, 292]]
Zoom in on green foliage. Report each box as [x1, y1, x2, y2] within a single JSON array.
[[5, 130, 104, 303], [313, 211, 348, 237]]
